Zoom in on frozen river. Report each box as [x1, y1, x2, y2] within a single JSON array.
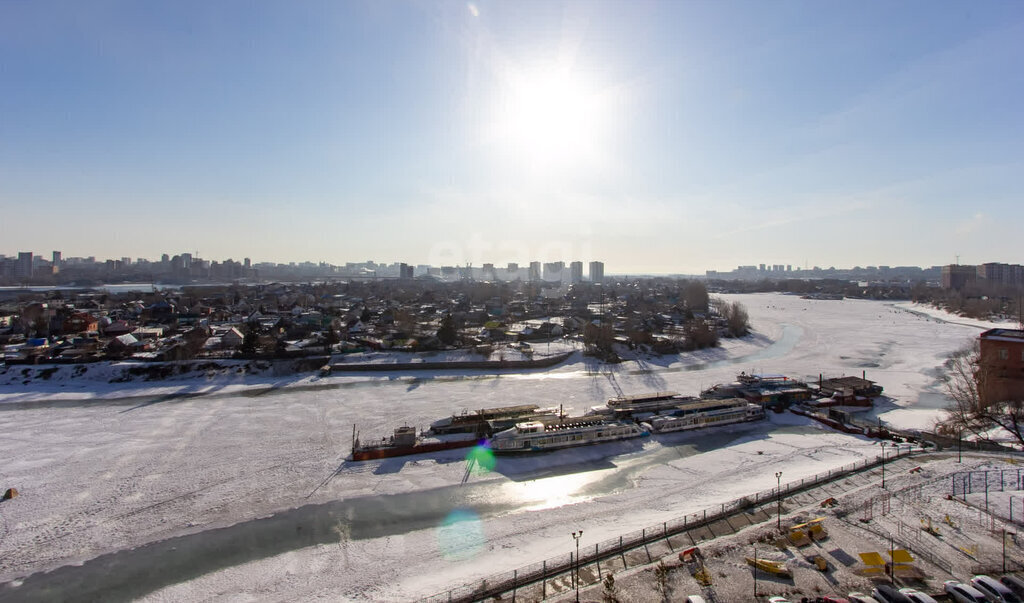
[[0, 294, 1002, 600]]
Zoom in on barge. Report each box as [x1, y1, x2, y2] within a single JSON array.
[[350, 425, 479, 461]]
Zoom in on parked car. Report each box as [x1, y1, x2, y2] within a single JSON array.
[[898, 587, 938, 603], [767, 597, 790, 603], [972, 575, 1023, 602], [849, 594, 883, 603], [820, 596, 851, 603], [873, 584, 914, 603], [1001, 576, 1024, 597], [684, 596, 707, 603], [945, 580, 991, 603]]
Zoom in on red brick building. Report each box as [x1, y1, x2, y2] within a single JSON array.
[[979, 328, 1024, 406]]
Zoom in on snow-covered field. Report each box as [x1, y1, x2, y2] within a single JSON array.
[[0, 294, 1011, 601]]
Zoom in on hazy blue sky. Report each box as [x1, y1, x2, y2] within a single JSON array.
[[2, 1, 1022, 273]]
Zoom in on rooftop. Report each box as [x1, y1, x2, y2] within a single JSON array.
[[981, 328, 1024, 341]]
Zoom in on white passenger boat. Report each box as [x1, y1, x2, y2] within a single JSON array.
[[489, 419, 648, 453], [648, 398, 765, 433]]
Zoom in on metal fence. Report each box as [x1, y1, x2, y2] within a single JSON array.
[[950, 468, 1024, 501], [840, 514, 954, 575], [420, 445, 919, 602]]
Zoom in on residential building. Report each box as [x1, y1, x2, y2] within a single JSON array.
[[528, 261, 541, 281], [942, 264, 977, 290], [542, 261, 564, 282], [570, 261, 583, 284], [978, 328, 1024, 407], [589, 261, 604, 283], [15, 251, 33, 279]]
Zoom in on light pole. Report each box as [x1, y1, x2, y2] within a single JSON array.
[[958, 428, 963, 463], [571, 530, 583, 602], [752, 544, 758, 599], [1004, 529, 1010, 573], [775, 471, 783, 531], [889, 535, 895, 585], [880, 441, 889, 489]]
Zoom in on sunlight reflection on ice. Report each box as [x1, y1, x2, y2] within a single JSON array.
[[500, 471, 606, 511], [437, 509, 485, 561]]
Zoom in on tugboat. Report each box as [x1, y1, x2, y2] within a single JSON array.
[[349, 425, 479, 461]]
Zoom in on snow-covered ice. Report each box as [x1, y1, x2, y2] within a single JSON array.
[[0, 294, 1008, 600]]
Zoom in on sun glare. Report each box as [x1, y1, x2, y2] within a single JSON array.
[[491, 66, 609, 170]]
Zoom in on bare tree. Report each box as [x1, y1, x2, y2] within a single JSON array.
[[941, 341, 1024, 447], [654, 561, 672, 602], [602, 573, 619, 603], [720, 300, 750, 337]]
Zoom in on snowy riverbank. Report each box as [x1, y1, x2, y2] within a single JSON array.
[[0, 293, 1004, 600]]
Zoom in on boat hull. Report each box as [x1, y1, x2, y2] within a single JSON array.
[[491, 431, 649, 455], [351, 438, 479, 461]]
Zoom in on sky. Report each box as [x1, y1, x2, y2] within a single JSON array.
[[1, 1, 1022, 274]]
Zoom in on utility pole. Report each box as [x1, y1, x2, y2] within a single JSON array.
[[958, 428, 963, 463]]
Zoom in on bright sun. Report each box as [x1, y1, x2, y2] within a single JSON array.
[[490, 66, 610, 170]]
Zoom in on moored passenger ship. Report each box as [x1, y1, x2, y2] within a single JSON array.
[[648, 398, 764, 433], [489, 419, 648, 453]]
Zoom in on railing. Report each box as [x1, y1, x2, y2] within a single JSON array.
[[420, 445, 921, 602], [837, 514, 954, 575], [951, 468, 1024, 501]]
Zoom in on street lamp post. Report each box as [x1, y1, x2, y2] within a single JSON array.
[[880, 441, 889, 489], [1004, 529, 1016, 573], [752, 544, 758, 599], [775, 471, 783, 531], [571, 530, 583, 603]]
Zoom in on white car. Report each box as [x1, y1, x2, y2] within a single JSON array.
[[849, 593, 883, 603], [898, 587, 938, 603], [972, 575, 1023, 602], [945, 580, 991, 603], [767, 597, 791, 603], [684, 596, 707, 603]]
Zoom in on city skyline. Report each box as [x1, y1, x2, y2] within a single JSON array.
[[7, 247, 1024, 283], [2, 2, 1022, 273]]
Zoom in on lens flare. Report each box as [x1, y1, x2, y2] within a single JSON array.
[[465, 442, 496, 474], [437, 508, 485, 561]]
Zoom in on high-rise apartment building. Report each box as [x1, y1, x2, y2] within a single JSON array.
[[589, 261, 604, 283], [542, 261, 565, 282], [941, 264, 977, 290], [570, 261, 583, 284], [15, 252, 33, 279]]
